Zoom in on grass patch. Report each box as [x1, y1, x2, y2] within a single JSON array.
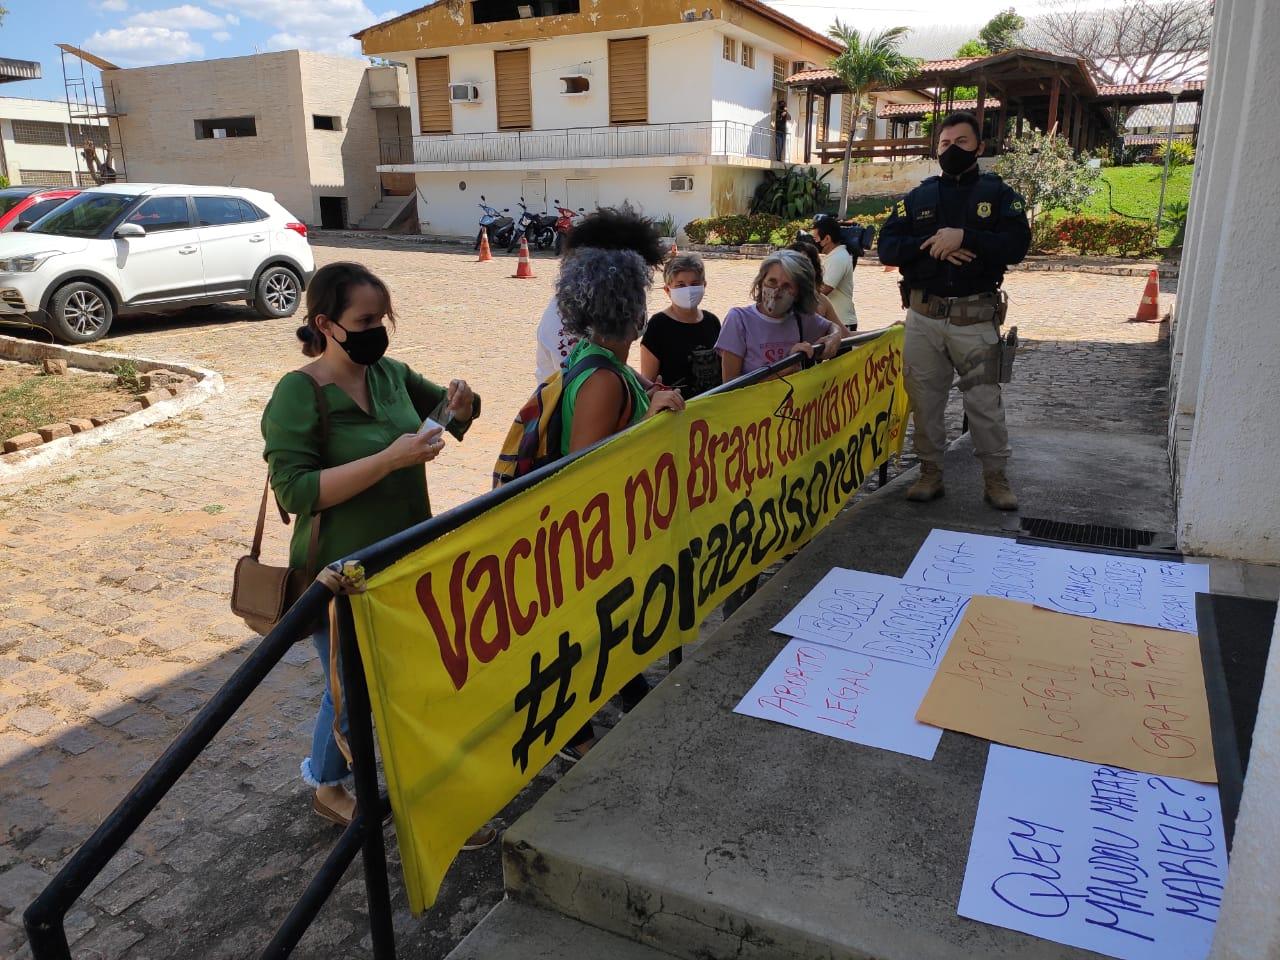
[[203, 504, 225, 515], [1049, 164, 1193, 247], [843, 196, 897, 219], [0, 361, 137, 441]]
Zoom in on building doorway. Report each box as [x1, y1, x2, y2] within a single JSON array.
[[319, 196, 348, 229]]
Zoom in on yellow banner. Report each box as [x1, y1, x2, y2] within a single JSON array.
[[349, 329, 908, 911]]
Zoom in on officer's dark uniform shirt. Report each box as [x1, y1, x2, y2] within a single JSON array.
[[879, 167, 1031, 299]]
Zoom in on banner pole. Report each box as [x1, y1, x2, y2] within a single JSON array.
[[336, 596, 397, 960]]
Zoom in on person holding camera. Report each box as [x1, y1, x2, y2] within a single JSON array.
[[811, 216, 858, 332], [877, 111, 1030, 511]]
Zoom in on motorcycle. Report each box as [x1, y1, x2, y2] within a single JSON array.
[[508, 198, 557, 253], [475, 195, 514, 250], [551, 200, 585, 255]]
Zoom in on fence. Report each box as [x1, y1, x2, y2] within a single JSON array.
[[379, 119, 785, 166], [22, 331, 893, 959]]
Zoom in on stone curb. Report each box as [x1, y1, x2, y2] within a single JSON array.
[[0, 336, 224, 482]]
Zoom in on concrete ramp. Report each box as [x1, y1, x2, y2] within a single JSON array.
[[458, 428, 1185, 959]]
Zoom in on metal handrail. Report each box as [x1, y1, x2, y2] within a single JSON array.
[[23, 328, 895, 959], [379, 119, 791, 166]]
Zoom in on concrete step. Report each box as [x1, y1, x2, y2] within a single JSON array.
[[500, 429, 1164, 960], [446, 899, 680, 960], [357, 195, 413, 230]]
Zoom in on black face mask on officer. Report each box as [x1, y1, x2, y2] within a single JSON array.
[[938, 142, 979, 177]]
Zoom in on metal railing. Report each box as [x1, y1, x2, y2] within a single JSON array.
[[379, 120, 788, 166], [22, 331, 893, 959]]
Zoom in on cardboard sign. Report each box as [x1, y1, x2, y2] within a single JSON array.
[[917, 597, 1216, 782]]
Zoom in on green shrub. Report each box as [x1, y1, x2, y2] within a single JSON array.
[[1052, 214, 1157, 257], [1156, 139, 1195, 168], [750, 165, 834, 219], [1030, 218, 1062, 254], [683, 214, 784, 246]]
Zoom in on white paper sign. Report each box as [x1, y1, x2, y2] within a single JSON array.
[[960, 745, 1228, 960], [733, 639, 944, 759], [772, 568, 968, 669], [902, 529, 1210, 633]]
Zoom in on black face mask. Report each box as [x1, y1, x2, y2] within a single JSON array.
[[332, 321, 389, 365], [939, 143, 979, 176]]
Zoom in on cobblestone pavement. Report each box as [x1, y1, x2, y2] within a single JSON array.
[[0, 239, 1173, 959]]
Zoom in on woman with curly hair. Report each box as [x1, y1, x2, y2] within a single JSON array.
[[553, 247, 685, 762]]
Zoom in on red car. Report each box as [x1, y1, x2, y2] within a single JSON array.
[[0, 186, 80, 233]]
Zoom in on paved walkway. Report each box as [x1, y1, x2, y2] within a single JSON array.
[[0, 240, 1171, 959]]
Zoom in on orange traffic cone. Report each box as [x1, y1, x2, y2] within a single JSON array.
[[1131, 269, 1160, 322], [670, 237, 679, 256], [512, 235, 535, 279], [477, 230, 493, 262]]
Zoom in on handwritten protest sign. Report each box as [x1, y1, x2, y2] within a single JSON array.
[[960, 745, 1227, 960], [734, 638, 944, 759], [772, 569, 967, 669], [917, 597, 1216, 782], [902, 529, 1210, 633]]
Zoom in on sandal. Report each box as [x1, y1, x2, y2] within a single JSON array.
[[556, 743, 589, 764], [312, 794, 394, 828], [462, 826, 498, 850]]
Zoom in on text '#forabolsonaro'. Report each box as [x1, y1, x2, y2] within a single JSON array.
[[414, 356, 900, 697]]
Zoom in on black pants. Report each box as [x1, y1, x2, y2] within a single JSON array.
[[570, 673, 652, 747]]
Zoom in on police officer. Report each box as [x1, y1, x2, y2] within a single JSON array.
[[878, 111, 1030, 510]]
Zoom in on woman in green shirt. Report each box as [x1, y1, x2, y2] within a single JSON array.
[[261, 261, 486, 835], [553, 247, 685, 762]]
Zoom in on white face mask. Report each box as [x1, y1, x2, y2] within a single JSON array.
[[669, 285, 705, 310]]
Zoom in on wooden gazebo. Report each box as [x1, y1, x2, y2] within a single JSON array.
[[788, 48, 1137, 163]]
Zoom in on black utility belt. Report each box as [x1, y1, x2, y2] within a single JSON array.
[[909, 289, 1006, 325]]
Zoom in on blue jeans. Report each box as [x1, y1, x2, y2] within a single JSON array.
[[300, 625, 351, 788]]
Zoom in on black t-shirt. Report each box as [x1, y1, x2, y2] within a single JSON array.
[[641, 310, 722, 397]]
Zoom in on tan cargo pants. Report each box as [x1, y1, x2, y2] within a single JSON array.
[[903, 307, 1010, 471]]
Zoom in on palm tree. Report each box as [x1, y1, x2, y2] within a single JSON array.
[[826, 22, 920, 218]]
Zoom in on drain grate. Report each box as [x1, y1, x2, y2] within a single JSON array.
[[1018, 517, 1166, 551]]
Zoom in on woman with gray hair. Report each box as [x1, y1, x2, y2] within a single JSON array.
[[715, 249, 844, 382], [555, 247, 685, 763], [555, 247, 685, 458]]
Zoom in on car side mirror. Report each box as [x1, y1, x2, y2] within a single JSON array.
[[13, 221, 29, 232], [480, 194, 487, 201], [114, 223, 146, 239]]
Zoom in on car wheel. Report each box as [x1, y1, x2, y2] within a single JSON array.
[[48, 282, 113, 344], [253, 266, 301, 319]]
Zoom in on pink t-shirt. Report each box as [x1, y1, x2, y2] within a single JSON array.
[[715, 304, 833, 374]]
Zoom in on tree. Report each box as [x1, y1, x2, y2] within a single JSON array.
[[1026, 0, 1212, 84], [980, 8, 1026, 52], [993, 128, 1100, 230], [826, 22, 920, 218]]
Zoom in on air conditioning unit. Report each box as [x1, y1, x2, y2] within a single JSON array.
[[449, 83, 480, 104], [669, 176, 695, 193]]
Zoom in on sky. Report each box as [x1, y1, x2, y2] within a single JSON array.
[[2, 0, 1075, 103]]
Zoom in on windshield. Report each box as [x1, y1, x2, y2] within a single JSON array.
[[29, 193, 138, 238]]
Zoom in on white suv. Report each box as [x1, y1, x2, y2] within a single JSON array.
[[0, 183, 315, 343]]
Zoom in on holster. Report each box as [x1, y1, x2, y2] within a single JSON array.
[[998, 326, 1018, 383]]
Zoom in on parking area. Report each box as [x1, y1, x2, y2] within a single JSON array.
[[0, 238, 1172, 959]]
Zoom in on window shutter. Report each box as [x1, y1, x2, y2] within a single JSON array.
[[416, 56, 451, 134], [608, 37, 648, 126], [495, 48, 533, 130]]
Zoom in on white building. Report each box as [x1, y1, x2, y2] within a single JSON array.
[[355, 0, 841, 238], [0, 97, 106, 188], [1168, 0, 1280, 952]]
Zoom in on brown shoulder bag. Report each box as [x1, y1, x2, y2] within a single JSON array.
[[231, 375, 328, 636]]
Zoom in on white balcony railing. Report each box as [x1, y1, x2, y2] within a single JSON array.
[[379, 120, 789, 166]]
